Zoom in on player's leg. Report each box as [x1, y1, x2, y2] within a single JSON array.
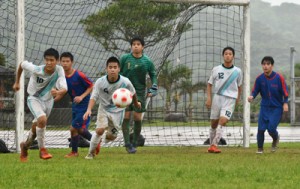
[[26, 97, 53, 160], [65, 126, 80, 158], [122, 105, 132, 149], [132, 96, 146, 149], [257, 107, 268, 154], [20, 122, 37, 162], [85, 107, 106, 159], [77, 108, 92, 141], [267, 107, 282, 152]]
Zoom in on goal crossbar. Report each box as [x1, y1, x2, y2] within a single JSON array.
[[151, 0, 250, 6]]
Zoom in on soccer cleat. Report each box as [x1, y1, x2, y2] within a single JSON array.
[[125, 144, 137, 154], [85, 153, 95, 160], [39, 148, 53, 160], [207, 145, 221, 153], [256, 148, 264, 154], [64, 151, 79, 158], [20, 142, 28, 162], [95, 142, 101, 155], [271, 135, 280, 152]]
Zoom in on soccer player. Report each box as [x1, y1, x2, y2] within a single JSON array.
[[13, 48, 67, 162], [60, 52, 96, 158], [206, 46, 243, 153], [120, 36, 158, 153], [248, 56, 288, 154], [83, 56, 141, 159]]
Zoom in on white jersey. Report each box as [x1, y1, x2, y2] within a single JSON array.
[[208, 64, 242, 99], [91, 75, 136, 113], [21, 61, 67, 101]]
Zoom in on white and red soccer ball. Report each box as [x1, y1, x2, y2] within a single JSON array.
[[112, 88, 133, 108]]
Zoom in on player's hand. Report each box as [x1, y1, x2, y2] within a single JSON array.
[[134, 101, 141, 109], [147, 84, 158, 97], [247, 96, 254, 103], [205, 98, 211, 109], [51, 88, 58, 97], [283, 103, 288, 112], [83, 110, 91, 120], [74, 96, 83, 104], [13, 82, 20, 92]]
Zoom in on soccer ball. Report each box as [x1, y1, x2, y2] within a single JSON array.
[[112, 88, 133, 108]]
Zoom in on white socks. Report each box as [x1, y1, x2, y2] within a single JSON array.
[[212, 125, 223, 145], [89, 133, 101, 154], [209, 128, 216, 145], [36, 127, 45, 149]]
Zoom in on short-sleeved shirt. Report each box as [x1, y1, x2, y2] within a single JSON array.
[[208, 64, 243, 99], [21, 60, 67, 101], [66, 69, 93, 108], [91, 75, 136, 113]]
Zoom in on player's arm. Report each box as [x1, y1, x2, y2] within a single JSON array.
[[132, 93, 141, 109], [83, 98, 96, 120], [206, 83, 213, 109], [74, 86, 93, 104], [147, 60, 158, 97], [74, 72, 93, 103], [236, 86, 242, 105], [248, 77, 260, 103], [13, 63, 24, 92]]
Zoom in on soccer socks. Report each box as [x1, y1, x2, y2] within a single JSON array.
[[122, 119, 130, 146], [257, 130, 265, 149], [25, 129, 36, 148], [133, 120, 142, 147], [89, 133, 101, 154], [81, 129, 92, 141], [71, 135, 80, 153], [209, 128, 216, 145], [36, 127, 46, 149], [212, 125, 223, 145], [268, 130, 279, 142]]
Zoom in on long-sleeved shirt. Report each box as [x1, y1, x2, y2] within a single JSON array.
[[251, 71, 288, 107]]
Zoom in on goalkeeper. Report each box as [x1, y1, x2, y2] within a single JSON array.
[[120, 36, 158, 153]]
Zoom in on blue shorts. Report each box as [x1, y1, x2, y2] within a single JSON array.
[[72, 106, 90, 129], [258, 106, 283, 131]]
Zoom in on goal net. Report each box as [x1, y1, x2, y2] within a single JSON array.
[[0, 0, 250, 150]]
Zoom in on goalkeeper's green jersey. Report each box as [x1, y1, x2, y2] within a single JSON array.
[[120, 53, 157, 97]]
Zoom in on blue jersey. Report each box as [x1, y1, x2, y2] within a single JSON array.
[[66, 70, 93, 107], [251, 71, 288, 108]]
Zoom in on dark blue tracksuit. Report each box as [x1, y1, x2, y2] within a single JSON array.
[[251, 71, 288, 148]]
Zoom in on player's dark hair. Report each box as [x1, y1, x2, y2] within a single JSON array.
[[222, 46, 235, 56], [130, 36, 145, 46], [261, 56, 274, 65], [106, 56, 120, 67], [44, 48, 59, 60], [60, 52, 74, 62]]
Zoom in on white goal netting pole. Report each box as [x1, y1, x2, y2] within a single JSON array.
[[15, 0, 25, 152]]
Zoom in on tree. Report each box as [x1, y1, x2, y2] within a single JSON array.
[[178, 80, 206, 120], [158, 61, 191, 112], [0, 53, 5, 67], [80, 0, 190, 55]]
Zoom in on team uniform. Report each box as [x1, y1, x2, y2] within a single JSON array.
[[66, 70, 93, 129], [120, 53, 157, 112], [91, 75, 136, 139], [208, 64, 243, 120], [22, 61, 67, 121], [251, 71, 288, 150]]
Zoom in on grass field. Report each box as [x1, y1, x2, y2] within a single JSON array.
[[1, 143, 300, 189]]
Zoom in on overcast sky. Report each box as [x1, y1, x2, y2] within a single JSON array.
[[262, 0, 300, 6]]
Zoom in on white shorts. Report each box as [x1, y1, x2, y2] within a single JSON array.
[[27, 96, 54, 122], [96, 105, 125, 138], [210, 94, 236, 120]]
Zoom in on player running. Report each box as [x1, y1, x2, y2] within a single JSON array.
[[60, 52, 96, 158], [206, 46, 243, 153], [120, 36, 158, 153], [13, 48, 67, 162], [83, 56, 141, 159]]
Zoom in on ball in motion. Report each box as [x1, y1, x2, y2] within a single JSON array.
[[112, 88, 133, 108]]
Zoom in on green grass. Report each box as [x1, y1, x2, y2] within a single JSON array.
[[1, 143, 300, 189]]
